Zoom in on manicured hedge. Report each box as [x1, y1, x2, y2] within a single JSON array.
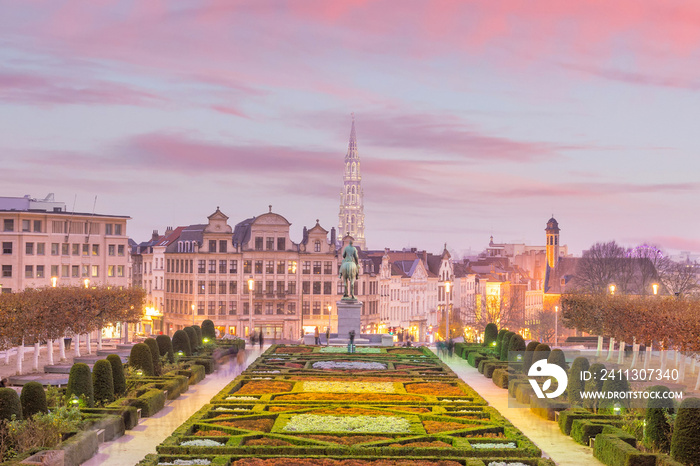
[[157, 334, 175, 363], [594, 433, 656, 466], [584, 363, 606, 413], [547, 349, 567, 371], [92, 359, 115, 404], [484, 323, 498, 347], [184, 327, 198, 351], [500, 331, 515, 361], [67, 362, 94, 407], [144, 338, 162, 376], [192, 325, 203, 348], [201, 319, 216, 340], [644, 385, 674, 453], [20, 381, 47, 417], [173, 329, 192, 356], [567, 357, 590, 405], [523, 341, 540, 373], [107, 354, 126, 396], [0, 387, 23, 420], [130, 343, 155, 377], [670, 397, 700, 465]]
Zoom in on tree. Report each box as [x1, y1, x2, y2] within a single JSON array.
[[660, 261, 700, 298], [531, 309, 556, 344], [574, 241, 632, 294]]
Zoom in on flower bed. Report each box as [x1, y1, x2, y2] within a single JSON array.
[[404, 383, 465, 396], [423, 420, 480, 433], [311, 361, 387, 370], [299, 381, 396, 393], [280, 414, 413, 433], [230, 459, 462, 466], [235, 381, 293, 394], [299, 435, 391, 445], [275, 347, 313, 354], [215, 418, 275, 432], [319, 347, 382, 354], [274, 393, 422, 403]]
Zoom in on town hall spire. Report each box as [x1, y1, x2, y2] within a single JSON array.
[[338, 113, 366, 250]]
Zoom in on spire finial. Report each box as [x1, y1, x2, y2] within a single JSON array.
[[269, 205, 272, 213]]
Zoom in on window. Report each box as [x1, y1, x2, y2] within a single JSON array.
[[22, 219, 31, 232], [198, 302, 205, 315], [243, 260, 251, 273], [229, 302, 237, 315], [243, 302, 250, 315], [314, 240, 321, 252], [198, 280, 205, 294], [287, 302, 296, 315], [302, 261, 311, 274], [254, 260, 262, 274], [105, 224, 113, 235], [219, 301, 226, 316], [108, 265, 115, 277], [61, 243, 69, 255], [323, 302, 330, 315], [219, 260, 227, 274], [82, 265, 89, 277], [117, 245, 125, 256], [71, 265, 79, 278], [208, 260, 216, 273], [266, 261, 274, 274], [209, 281, 216, 294], [208, 301, 215, 315], [277, 261, 285, 274], [82, 244, 89, 256], [324, 261, 333, 274], [302, 301, 310, 315], [254, 303, 262, 315], [209, 240, 216, 253], [313, 282, 321, 294], [324, 281, 332, 294], [313, 261, 321, 274], [288, 261, 297, 274], [36, 265, 44, 278], [92, 244, 99, 256], [302, 281, 310, 294], [114, 224, 122, 235], [37, 243, 44, 255], [288, 281, 296, 295], [71, 244, 79, 256], [313, 302, 321, 315], [266, 237, 274, 250], [61, 265, 69, 277], [277, 237, 285, 251], [33, 220, 41, 232], [25, 265, 33, 278], [91, 265, 99, 277], [277, 280, 285, 295], [3, 219, 14, 232], [2, 242, 12, 255], [108, 245, 115, 256], [219, 281, 227, 294], [255, 237, 263, 250], [117, 266, 124, 277], [2, 265, 12, 277], [219, 240, 227, 253], [51, 265, 58, 277], [25, 243, 34, 255], [198, 260, 206, 273], [276, 302, 284, 315], [51, 243, 59, 255], [265, 302, 273, 315], [229, 281, 237, 294], [229, 260, 237, 273]]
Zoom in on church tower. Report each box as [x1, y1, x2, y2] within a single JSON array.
[[338, 113, 366, 250], [545, 216, 560, 269]]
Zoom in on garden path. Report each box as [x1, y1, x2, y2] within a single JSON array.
[[83, 345, 265, 466], [440, 351, 604, 466]]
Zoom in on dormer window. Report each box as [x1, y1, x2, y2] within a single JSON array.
[[314, 240, 321, 252]]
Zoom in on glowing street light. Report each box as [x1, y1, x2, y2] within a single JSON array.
[[51, 276, 58, 287], [652, 283, 659, 295], [444, 280, 452, 341], [248, 276, 254, 338], [84, 278, 90, 288], [609, 284, 616, 295]]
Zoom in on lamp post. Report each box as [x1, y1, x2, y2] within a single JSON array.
[[609, 284, 616, 295], [248, 276, 254, 338], [51, 276, 58, 287], [300, 287, 305, 340], [652, 283, 659, 295], [554, 305, 558, 347], [444, 281, 451, 341], [84, 278, 90, 288], [327, 303, 332, 334], [191, 303, 195, 326]]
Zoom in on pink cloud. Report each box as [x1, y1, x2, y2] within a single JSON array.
[[649, 236, 700, 253], [560, 64, 700, 90]]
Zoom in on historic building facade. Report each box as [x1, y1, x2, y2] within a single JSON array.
[[338, 114, 366, 250]]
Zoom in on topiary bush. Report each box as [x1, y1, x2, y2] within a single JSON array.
[[547, 349, 568, 371], [670, 397, 700, 465], [129, 343, 155, 377], [483, 323, 498, 348], [172, 329, 192, 356], [500, 331, 515, 361], [144, 338, 162, 376], [584, 363, 606, 413], [184, 327, 198, 352], [567, 357, 590, 405], [508, 334, 526, 362], [598, 370, 630, 414], [92, 359, 115, 404], [0, 387, 23, 421], [66, 362, 94, 407], [532, 344, 551, 367], [20, 381, 47, 418], [494, 329, 509, 356], [201, 319, 216, 340], [192, 325, 203, 347], [523, 341, 540, 373], [156, 334, 175, 363], [107, 354, 126, 396], [644, 385, 674, 453]]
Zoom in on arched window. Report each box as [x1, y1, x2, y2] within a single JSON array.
[[351, 163, 356, 175], [177, 241, 182, 252]]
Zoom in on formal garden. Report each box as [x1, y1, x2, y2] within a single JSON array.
[[0, 320, 245, 466], [138, 344, 554, 466]]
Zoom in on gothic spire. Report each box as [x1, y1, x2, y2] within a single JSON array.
[[347, 112, 358, 158]]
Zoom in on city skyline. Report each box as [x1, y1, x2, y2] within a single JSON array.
[[3, 1, 700, 257]]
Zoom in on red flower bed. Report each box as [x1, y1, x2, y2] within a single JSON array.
[[236, 381, 294, 394], [300, 434, 391, 445], [194, 430, 230, 437], [389, 441, 452, 448], [275, 347, 313, 353], [268, 405, 308, 412], [386, 406, 430, 413], [216, 419, 275, 432], [422, 420, 479, 434], [404, 383, 464, 396], [275, 393, 422, 402], [232, 459, 461, 466], [244, 437, 292, 446]]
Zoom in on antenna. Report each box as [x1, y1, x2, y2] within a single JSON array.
[[86, 196, 97, 242]]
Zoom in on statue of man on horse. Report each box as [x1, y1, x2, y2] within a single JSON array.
[[339, 239, 359, 300]]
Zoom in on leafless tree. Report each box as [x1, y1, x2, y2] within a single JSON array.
[[660, 260, 700, 297], [574, 241, 632, 293], [629, 244, 666, 295], [531, 309, 555, 343]]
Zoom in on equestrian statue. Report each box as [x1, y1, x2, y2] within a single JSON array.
[[339, 239, 359, 300]]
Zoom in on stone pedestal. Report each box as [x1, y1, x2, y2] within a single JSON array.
[[336, 299, 362, 339]]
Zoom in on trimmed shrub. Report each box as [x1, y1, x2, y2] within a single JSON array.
[[599, 371, 630, 413], [495, 329, 509, 357], [129, 343, 155, 376], [547, 349, 568, 371], [156, 334, 175, 363], [670, 397, 700, 465], [500, 331, 515, 361], [192, 325, 203, 348], [92, 359, 115, 404], [0, 387, 23, 420], [492, 368, 510, 389], [20, 381, 47, 418], [66, 362, 94, 407], [184, 327, 198, 352], [523, 341, 540, 373], [584, 363, 606, 412], [567, 357, 590, 405], [508, 334, 526, 362], [107, 354, 126, 396], [595, 433, 656, 466], [644, 385, 674, 453], [483, 323, 498, 347], [144, 338, 162, 376], [201, 319, 216, 340], [172, 329, 192, 356], [532, 344, 551, 366]]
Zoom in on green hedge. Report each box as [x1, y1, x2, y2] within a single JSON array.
[[173, 329, 192, 356], [82, 406, 140, 430], [184, 327, 198, 351], [670, 397, 700, 466], [594, 433, 656, 466], [92, 359, 115, 404], [124, 388, 166, 417], [201, 319, 216, 340], [144, 338, 162, 376], [492, 368, 509, 389], [156, 334, 175, 363], [484, 323, 498, 347], [571, 419, 621, 445], [467, 351, 488, 368], [20, 381, 47, 418], [529, 396, 570, 421], [644, 385, 674, 453], [523, 341, 540, 373], [67, 362, 94, 407], [567, 357, 590, 405], [129, 343, 155, 377], [499, 331, 515, 361], [0, 387, 23, 420], [107, 354, 127, 396]]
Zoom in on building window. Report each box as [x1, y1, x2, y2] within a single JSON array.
[[266, 261, 274, 274], [302, 261, 311, 274], [25, 265, 33, 278], [198, 302, 205, 315], [61, 243, 69, 255], [254, 260, 263, 274], [72, 265, 79, 278], [71, 244, 79, 256], [254, 303, 262, 315], [108, 245, 115, 256], [198, 260, 206, 273], [209, 240, 216, 253], [2, 265, 12, 277], [219, 281, 227, 294], [208, 301, 215, 315], [198, 280, 205, 294], [302, 302, 310, 315], [264, 281, 273, 295], [208, 260, 216, 273], [302, 281, 310, 294], [276, 302, 284, 315], [33, 220, 41, 232], [287, 302, 296, 315], [91, 265, 99, 277], [313, 302, 321, 315], [277, 280, 285, 295], [92, 244, 99, 256], [255, 237, 263, 250], [243, 302, 250, 315], [277, 237, 285, 250], [314, 240, 321, 252], [313, 282, 321, 295], [264, 302, 272, 315], [243, 260, 251, 274], [51, 265, 58, 277], [117, 266, 124, 277], [288, 281, 296, 295], [288, 261, 297, 274], [61, 265, 69, 277], [313, 261, 321, 274], [266, 237, 274, 250], [277, 260, 285, 274], [219, 301, 226, 316], [219, 260, 227, 274], [82, 265, 89, 277], [117, 245, 125, 256], [324, 281, 332, 294], [229, 301, 237, 315], [25, 243, 34, 255], [323, 302, 330, 315], [108, 266, 115, 277], [229, 260, 237, 273], [229, 281, 237, 294], [209, 281, 216, 294], [219, 240, 227, 253], [114, 224, 122, 235], [82, 244, 89, 256], [37, 243, 45, 255], [105, 224, 113, 235], [22, 219, 31, 232], [51, 243, 59, 255], [3, 219, 14, 232], [2, 242, 12, 255], [324, 261, 333, 274], [36, 265, 44, 278]]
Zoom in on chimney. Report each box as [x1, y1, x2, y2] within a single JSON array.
[[330, 227, 336, 246], [165, 226, 173, 235], [151, 230, 159, 241], [422, 250, 427, 265], [302, 226, 308, 243]]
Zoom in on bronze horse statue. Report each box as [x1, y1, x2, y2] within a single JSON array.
[[339, 240, 359, 299]]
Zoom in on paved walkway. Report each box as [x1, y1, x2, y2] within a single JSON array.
[[83, 346, 264, 466], [440, 353, 603, 466]]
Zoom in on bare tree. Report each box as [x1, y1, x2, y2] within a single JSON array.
[[629, 244, 666, 295], [574, 241, 632, 293], [531, 309, 555, 343], [660, 260, 700, 297]]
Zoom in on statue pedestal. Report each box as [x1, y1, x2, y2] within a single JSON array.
[[336, 299, 362, 339]]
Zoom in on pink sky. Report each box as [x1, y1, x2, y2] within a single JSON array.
[[2, 1, 700, 257]]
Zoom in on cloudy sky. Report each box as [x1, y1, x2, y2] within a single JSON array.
[[2, 1, 699, 257]]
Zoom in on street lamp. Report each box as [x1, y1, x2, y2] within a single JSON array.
[[652, 283, 659, 295], [51, 276, 58, 287], [327, 303, 332, 335], [609, 284, 616, 295], [248, 276, 254, 338], [191, 303, 195, 325], [554, 305, 558, 347], [444, 280, 451, 341], [84, 278, 90, 288]]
